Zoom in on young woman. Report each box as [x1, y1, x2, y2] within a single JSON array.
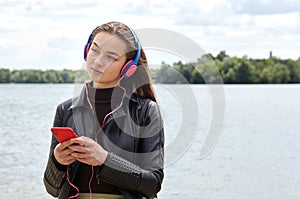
[[43, 21, 164, 199]]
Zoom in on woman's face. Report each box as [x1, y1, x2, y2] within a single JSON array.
[[86, 32, 128, 88]]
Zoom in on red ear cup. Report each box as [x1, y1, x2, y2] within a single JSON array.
[[121, 60, 137, 77], [121, 60, 133, 75], [125, 65, 137, 77]]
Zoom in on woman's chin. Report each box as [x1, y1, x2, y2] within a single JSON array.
[[89, 72, 102, 82]]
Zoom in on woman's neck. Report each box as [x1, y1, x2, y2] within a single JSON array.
[[92, 79, 120, 89]]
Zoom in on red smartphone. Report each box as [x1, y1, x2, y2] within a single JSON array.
[[51, 127, 78, 143]]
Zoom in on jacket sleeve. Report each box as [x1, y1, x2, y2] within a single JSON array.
[[43, 104, 68, 197], [96, 101, 164, 199]]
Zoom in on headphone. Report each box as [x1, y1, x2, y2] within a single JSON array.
[[83, 24, 141, 78]]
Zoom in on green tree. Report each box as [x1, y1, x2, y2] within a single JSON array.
[[260, 63, 290, 83], [191, 69, 204, 84], [60, 69, 75, 83], [220, 57, 238, 83], [216, 50, 229, 61], [235, 59, 255, 83], [195, 56, 222, 84], [283, 59, 300, 83], [0, 69, 10, 83]]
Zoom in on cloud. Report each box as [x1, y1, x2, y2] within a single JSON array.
[[0, 0, 299, 70], [47, 36, 81, 50], [174, 2, 235, 26], [295, 12, 300, 33], [24, 0, 102, 20], [25, 0, 101, 11], [119, 0, 180, 18], [230, 0, 300, 15], [0, 0, 23, 7], [166, 0, 299, 59]]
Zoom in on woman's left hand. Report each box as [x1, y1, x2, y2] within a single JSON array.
[[68, 136, 108, 166]]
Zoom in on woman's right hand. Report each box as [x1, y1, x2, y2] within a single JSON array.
[[53, 139, 77, 165]]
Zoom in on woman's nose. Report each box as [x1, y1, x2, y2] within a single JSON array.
[[93, 54, 105, 67]]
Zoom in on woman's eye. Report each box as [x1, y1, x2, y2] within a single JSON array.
[[107, 55, 117, 61], [89, 48, 100, 57]]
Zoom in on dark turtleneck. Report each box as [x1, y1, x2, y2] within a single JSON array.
[[86, 82, 122, 126], [73, 82, 123, 194]]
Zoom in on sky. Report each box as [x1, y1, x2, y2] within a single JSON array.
[[1, 0, 300, 70]]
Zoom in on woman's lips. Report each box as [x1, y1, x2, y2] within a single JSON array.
[[91, 67, 103, 74]]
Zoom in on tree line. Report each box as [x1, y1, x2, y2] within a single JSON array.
[[151, 51, 300, 84], [0, 69, 79, 83], [1, 51, 300, 84]]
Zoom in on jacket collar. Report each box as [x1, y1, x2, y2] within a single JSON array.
[[69, 83, 91, 110]]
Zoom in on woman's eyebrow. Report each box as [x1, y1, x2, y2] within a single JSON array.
[[92, 41, 121, 57], [92, 41, 100, 48]]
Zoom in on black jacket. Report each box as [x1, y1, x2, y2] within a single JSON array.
[[43, 84, 164, 199]]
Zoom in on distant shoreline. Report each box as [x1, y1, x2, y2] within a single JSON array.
[[1, 51, 300, 84]]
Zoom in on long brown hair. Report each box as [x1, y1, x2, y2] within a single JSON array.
[[91, 21, 157, 102]]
